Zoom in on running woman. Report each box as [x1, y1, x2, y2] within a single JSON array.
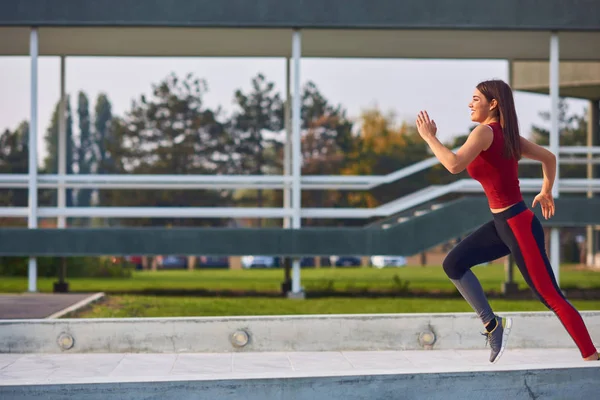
[[415, 79, 599, 363]]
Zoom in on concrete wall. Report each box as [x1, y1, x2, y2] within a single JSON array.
[[1, 366, 598, 400], [1, 312, 599, 354]]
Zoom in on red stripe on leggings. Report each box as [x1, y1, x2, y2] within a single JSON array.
[[506, 210, 596, 358]]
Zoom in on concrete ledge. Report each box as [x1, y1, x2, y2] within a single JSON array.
[[1, 312, 599, 354], [0, 363, 598, 400]]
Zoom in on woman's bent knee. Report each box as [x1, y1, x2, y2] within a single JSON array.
[[443, 253, 464, 280]]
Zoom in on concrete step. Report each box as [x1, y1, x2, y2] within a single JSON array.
[[2, 312, 599, 353], [0, 349, 598, 399]]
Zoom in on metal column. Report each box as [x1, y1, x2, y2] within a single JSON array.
[[284, 58, 292, 229], [503, 60, 518, 294], [549, 33, 561, 284], [290, 29, 304, 298], [28, 28, 39, 292], [58, 56, 67, 228], [587, 100, 599, 266], [56, 55, 69, 292], [282, 57, 293, 295]]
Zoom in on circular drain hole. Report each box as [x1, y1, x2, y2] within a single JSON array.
[[230, 330, 250, 348], [57, 333, 75, 350], [419, 331, 436, 348]]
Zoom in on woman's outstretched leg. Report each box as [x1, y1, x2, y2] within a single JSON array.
[[443, 220, 512, 362], [495, 206, 598, 360]]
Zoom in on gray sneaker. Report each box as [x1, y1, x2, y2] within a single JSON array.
[[482, 316, 512, 364]]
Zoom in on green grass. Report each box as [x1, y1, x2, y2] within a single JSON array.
[[75, 295, 600, 318], [5, 264, 600, 318], [2, 264, 600, 294]]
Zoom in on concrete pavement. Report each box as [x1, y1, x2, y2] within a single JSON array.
[[0, 349, 598, 399]]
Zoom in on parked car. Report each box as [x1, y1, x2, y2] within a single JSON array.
[[300, 257, 315, 267], [157, 255, 188, 269], [110, 255, 144, 270], [277, 257, 327, 268], [329, 256, 362, 267], [371, 255, 407, 269], [125, 256, 143, 270], [241, 256, 281, 269], [198, 256, 229, 269]]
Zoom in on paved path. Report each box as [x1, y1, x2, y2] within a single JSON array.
[[0, 293, 102, 319]]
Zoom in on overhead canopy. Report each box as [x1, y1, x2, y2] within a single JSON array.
[[0, 27, 599, 61], [1, 0, 599, 60], [513, 61, 600, 100], [2, 0, 599, 30]]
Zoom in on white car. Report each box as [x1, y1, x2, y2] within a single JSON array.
[[241, 256, 278, 269], [371, 255, 407, 269]]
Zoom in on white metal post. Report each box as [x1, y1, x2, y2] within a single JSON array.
[[290, 29, 303, 297], [58, 56, 67, 229], [549, 33, 560, 285], [588, 100, 599, 266], [28, 27, 39, 292], [503, 60, 517, 294], [284, 57, 292, 229]]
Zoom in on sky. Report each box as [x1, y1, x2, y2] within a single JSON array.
[[0, 56, 588, 164]]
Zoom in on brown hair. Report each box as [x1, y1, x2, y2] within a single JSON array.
[[476, 79, 521, 160]]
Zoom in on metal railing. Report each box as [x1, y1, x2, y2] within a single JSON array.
[[1, 146, 599, 219], [2, 178, 599, 219]]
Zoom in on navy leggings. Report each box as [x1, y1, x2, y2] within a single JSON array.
[[443, 201, 597, 358]]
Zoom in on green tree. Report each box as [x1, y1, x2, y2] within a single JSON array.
[[93, 116, 128, 218], [342, 108, 430, 209], [113, 73, 231, 227], [300, 81, 354, 155], [0, 122, 29, 214], [297, 82, 356, 226], [523, 99, 588, 178], [228, 73, 284, 226], [92, 93, 118, 220], [76, 92, 95, 210], [94, 93, 114, 174], [42, 96, 75, 207]]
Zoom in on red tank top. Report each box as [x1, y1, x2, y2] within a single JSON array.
[[466, 122, 523, 209]]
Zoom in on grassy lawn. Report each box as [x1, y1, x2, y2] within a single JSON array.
[[75, 295, 600, 318], [4, 264, 600, 318], [2, 264, 600, 295]]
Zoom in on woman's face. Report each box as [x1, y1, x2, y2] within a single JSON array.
[[469, 88, 495, 123]]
